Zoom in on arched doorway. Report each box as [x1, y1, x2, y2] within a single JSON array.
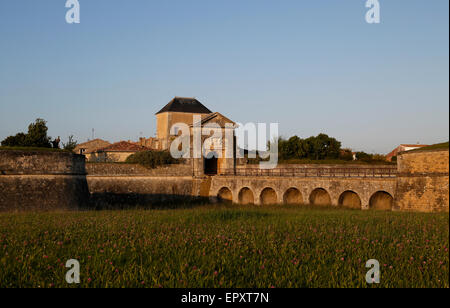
[[338, 191, 362, 209], [369, 191, 394, 211], [204, 152, 218, 175]]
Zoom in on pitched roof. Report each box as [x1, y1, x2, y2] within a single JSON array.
[[74, 139, 111, 154], [386, 144, 429, 159], [155, 97, 212, 115], [98, 141, 151, 153]]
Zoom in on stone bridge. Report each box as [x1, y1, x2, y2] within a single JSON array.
[[208, 175, 397, 210]]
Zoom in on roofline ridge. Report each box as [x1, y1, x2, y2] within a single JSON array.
[[174, 96, 197, 99]]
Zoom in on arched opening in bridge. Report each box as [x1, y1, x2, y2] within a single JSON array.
[[260, 188, 278, 205], [309, 188, 331, 206], [238, 187, 254, 205], [217, 187, 232, 204], [283, 188, 303, 205], [369, 191, 393, 211], [338, 191, 362, 209], [204, 152, 218, 175]]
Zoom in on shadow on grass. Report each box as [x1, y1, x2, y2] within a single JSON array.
[[83, 193, 398, 213], [86, 193, 212, 210], [85, 195, 374, 211]]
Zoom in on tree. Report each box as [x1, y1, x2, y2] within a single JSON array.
[[339, 148, 354, 161], [125, 150, 178, 169], [63, 135, 78, 152], [305, 133, 341, 160], [1, 118, 52, 148], [286, 136, 308, 159], [276, 137, 289, 161], [1, 133, 28, 147], [26, 118, 52, 148], [372, 154, 387, 162], [271, 133, 342, 161], [355, 151, 373, 162], [275, 136, 303, 161]]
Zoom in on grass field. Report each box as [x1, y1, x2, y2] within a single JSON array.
[[0, 205, 448, 288], [408, 142, 449, 152]]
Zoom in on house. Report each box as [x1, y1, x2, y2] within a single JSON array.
[[386, 144, 429, 162], [73, 139, 111, 160], [93, 141, 151, 162]]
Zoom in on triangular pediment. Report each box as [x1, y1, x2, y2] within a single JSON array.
[[191, 112, 236, 128]]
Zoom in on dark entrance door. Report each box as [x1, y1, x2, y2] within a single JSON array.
[[204, 156, 218, 175]]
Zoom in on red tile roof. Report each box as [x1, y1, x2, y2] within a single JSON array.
[[98, 141, 151, 152]]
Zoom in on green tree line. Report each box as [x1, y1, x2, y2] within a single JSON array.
[[1, 118, 77, 151], [268, 133, 387, 163]]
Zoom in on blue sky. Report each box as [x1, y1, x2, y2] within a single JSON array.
[[0, 0, 448, 153]]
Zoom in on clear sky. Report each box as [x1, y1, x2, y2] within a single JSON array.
[[0, 0, 448, 154]]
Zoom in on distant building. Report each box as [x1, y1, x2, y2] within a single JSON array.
[[73, 139, 111, 160], [93, 141, 150, 162], [386, 144, 429, 162]]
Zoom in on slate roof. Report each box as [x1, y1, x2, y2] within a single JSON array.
[[155, 97, 212, 115]]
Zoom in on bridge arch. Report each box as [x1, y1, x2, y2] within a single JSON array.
[[369, 191, 394, 210], [283, 187, 303, 204], [217, 187, 232, 204], [309, 188, 332, 206], [260, 187, 278, 205], [238, 187, 255, 205], [338, 190, 362, 209]]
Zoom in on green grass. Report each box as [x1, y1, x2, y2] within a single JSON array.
[[407, 142, 449, 153], [0, 205, 448, 288]]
